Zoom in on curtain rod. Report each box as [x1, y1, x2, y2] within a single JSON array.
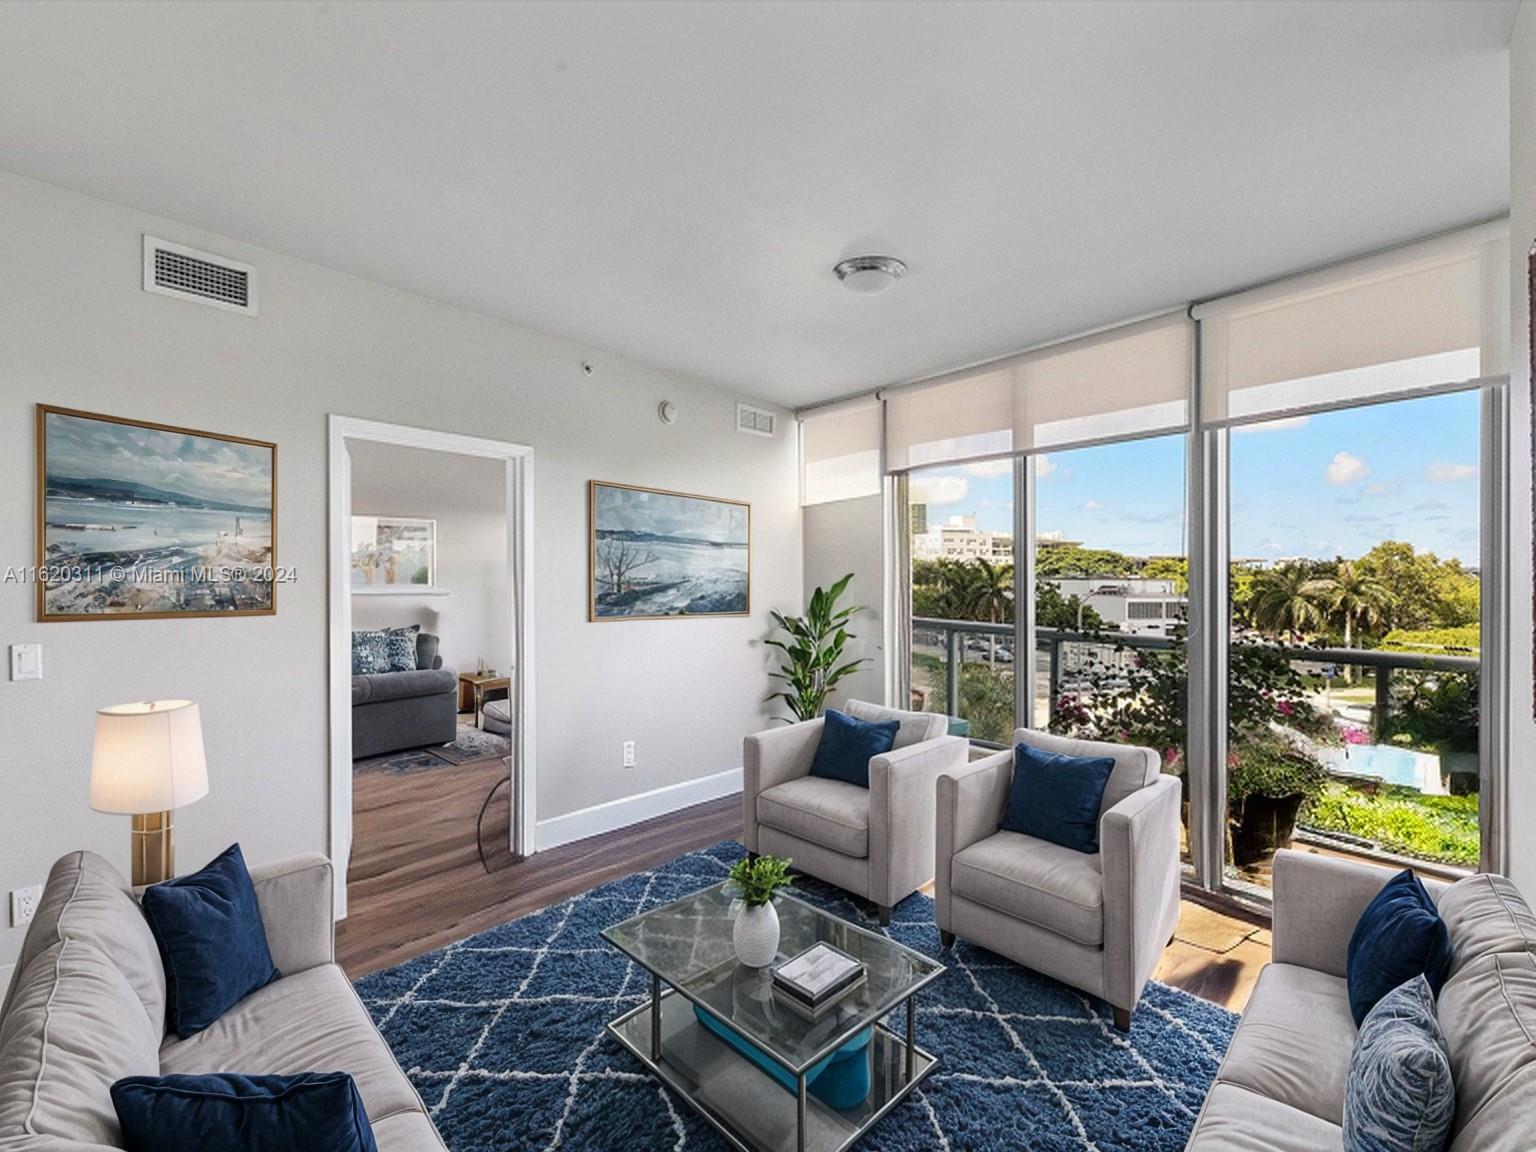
[[794, 211, 1510, 419]]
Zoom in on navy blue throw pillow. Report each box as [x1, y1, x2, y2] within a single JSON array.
[[112, 1072, 378, 1152], [808, 709, 899, 789], [1002, 742, 1117, 854], [1346, 869, 1453, 1027], [139, 843, 280, 1039]]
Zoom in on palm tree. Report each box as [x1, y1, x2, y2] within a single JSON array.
[[1248, 564, 1326, 640], [1305, 560, 1393, 683], [965, 559, 1014, 666]]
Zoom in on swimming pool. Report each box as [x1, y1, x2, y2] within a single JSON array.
[[1319, 744, 1445, 794]]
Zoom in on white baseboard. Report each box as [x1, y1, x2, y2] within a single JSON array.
[[535, 768, 742, 852]]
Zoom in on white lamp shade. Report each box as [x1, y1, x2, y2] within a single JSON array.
[[89, 700, 209, 814]]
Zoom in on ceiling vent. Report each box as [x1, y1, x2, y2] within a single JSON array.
[[736, 402, 776, 438], [143, 236, 257, 314]]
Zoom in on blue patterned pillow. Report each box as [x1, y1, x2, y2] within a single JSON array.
[[383, 625, 420, 672], [351, 630, 390, 675], [1343, 975, 1454, 1152]]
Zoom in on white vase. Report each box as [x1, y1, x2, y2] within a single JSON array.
[[733, 900, 780, 967]]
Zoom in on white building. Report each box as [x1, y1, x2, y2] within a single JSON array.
[[1050, 577, 1187, 638]]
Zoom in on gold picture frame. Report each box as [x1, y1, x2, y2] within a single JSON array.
[[589, 480, 750, 621], [37, 404, 278, 621]]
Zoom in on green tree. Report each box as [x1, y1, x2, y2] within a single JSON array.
[[965, 558, 1013, 665], [1305, 560, 1393, 680], [1035, 545, 1140, 580], [1140, 556, 1188, 594], [1248, 565, 1327, 639], [1357, 541, 1479, 632], [1036, 581, 1106, 631]]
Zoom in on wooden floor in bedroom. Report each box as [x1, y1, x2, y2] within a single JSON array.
[[337, 789, 1272, 1013]]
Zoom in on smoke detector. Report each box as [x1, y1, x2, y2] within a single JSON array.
[[834, 255, 906, 294]]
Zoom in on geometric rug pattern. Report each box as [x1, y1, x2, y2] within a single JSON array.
[[354, 841, 1237, 1151]]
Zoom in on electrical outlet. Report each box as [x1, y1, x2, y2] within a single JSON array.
[[9, 884, 42, 928], [622, 740, 636, 768]]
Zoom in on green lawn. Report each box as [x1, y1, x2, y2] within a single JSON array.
[[1302, 781, 1478, 867]]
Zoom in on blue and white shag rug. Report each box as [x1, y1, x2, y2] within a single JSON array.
[[354, 841, 1237, 1151]]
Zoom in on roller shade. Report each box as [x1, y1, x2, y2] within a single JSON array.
[[1194, 223, 1509, 426], [800, 397, 882, 505], [883, 312, 1192, 471]]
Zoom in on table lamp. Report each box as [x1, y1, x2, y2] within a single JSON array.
[[89, 699, 209, 886]]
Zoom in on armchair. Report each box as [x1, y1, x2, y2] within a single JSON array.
[[743, 700, 967, 924], [935, 727, 1180, 1030]]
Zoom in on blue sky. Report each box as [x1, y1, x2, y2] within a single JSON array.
[[908, 390, 1481, 564]]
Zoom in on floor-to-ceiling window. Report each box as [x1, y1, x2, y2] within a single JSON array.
[[908, 460, 1017, 744], [846, 221, 1508, 907], [1221, 390, 1483, 893]]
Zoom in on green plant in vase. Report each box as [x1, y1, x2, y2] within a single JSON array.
[[765, 574, 868, 722], [727, 855, 794, 967]]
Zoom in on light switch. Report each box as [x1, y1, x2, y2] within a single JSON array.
[[9, 644, 41, 681]]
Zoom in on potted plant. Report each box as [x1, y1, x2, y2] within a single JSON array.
[[764, 574, 867, 722], [1227, 728, 1327, 865], [727, 855, 794, 967]]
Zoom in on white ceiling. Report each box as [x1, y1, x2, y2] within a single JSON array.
[[0, 1, 1517, 408]]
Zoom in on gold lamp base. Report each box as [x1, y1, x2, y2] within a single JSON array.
[[130, 811, 175, 887]]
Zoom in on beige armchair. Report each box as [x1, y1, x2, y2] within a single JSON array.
[[935, 727, 1180, 1030], [743, 700, 968, 924]]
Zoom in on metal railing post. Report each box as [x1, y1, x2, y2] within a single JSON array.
[[945, 627, 960, 719], [1374, 667, 1392, 742], [1047, 637, 1061, 715]]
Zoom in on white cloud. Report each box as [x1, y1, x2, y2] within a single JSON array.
[[1428, 461, 1475, 483], [1038, 529, 1064, 542], [962, 459, 1013, 478], [910, 474, 969, 505], [1082, 499, 1104, 511], [1234, 415, 1311, 434], [1035, 455, 1057, 478], [1326, 451, 1369, 486]]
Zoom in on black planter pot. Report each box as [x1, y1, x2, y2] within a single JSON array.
[[1231, 793, 1305, 867]]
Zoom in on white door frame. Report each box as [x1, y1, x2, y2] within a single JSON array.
[[327, 415, 536, 918]]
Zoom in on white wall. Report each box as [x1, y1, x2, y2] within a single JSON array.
[[0, 170, 801, 968], [802, 495, 888, 709], [348, 441, 511, 680], [1506, 1, 1536, 899]]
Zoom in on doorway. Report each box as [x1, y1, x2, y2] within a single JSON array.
[[326, 416, 535, 920]]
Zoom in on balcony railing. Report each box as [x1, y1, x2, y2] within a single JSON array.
[[911, 615, 1478, 747]]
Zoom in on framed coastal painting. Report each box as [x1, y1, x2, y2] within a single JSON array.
[[589, 481, 750, 620], [350, 516, 436, 589], [36, 405, 277, 620]]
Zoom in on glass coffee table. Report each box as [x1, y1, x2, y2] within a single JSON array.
[[602, 882, 944, 1152]]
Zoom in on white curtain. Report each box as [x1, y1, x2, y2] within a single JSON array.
[[800, 396, 883, 505], [1193, 222, 1509, 426], [883, 312, 1192, 472]]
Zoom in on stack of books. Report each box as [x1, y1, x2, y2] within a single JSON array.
[[771, 943, 867, 1021]]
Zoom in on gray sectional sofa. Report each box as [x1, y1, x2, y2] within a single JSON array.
[[1185, 849, 1536, 1151], [0, 850, 446, 1151], [352, 630, 457, 759]]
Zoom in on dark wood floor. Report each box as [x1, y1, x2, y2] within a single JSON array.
[[338, 779, 1271, 1012]]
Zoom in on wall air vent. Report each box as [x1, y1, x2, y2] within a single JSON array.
[[736, 402, 776, 438], [143, 236, 257, 314]]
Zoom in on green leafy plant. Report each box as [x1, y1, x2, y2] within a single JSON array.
[[727, 855, 794, 907], [1303, 782, 1479, 867], [1227, 729, 1327, 806], [1385, 671, 1479, 755], [765, 574, 867, 722]]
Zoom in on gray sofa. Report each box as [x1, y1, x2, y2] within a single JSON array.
[[743, 700, 968, 924], [0, 850, 446, 1151], [1186, 850, 1536, 1151], [935, 727, 1181, 1030], [352, 630, 457, 759]]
